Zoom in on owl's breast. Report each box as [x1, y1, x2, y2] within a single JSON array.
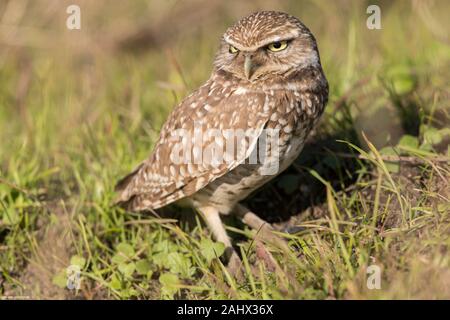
[[261, 87, 326, 173], [188, 80, 327, 214]]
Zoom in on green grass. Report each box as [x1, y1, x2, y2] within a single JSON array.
[[0, 0, 449, 299]]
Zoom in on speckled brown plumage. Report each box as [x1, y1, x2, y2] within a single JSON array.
[[115, 11, 328, 267]]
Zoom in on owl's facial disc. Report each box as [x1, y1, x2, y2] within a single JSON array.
[[221, 36, 307, 82], [214, 11, 320, 83], [218, 33, 318, 82]]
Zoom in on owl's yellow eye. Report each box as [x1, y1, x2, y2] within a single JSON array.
[[229, 46, 239, 54], [267, 41, 288, 52]]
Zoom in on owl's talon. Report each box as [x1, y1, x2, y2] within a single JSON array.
[[234, 204, 291, 253], [226, 249, 244, 280]]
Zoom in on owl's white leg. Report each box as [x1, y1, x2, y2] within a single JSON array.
[[234, 203, 290, 253], [198, 206, 242, 276]]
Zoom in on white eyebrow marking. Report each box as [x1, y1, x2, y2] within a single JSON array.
[[223, 30, 299, 52]]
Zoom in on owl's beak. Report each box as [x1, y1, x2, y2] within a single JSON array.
[[244, 55, 253, 80]]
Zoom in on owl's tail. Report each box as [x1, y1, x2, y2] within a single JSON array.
[[113, 163, 144, 206]]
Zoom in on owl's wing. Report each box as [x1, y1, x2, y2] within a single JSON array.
[[114, 78, 274, 211]]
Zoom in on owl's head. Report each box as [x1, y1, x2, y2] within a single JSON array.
[[214, 11, 320, 82]]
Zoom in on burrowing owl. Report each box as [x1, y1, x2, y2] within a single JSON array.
[[115, 11, 328, 267]]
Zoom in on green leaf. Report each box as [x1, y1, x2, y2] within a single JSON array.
[[387, 65, 415, 94], [152, 252, 169, 268], [2, 206, 20, 225], [166, 252, 194, 277], [440, 128, 450, 137], [379, 147, 399, 173], [423, 127, 443, 145], [109, 274, 121, 290], [112, 242, 135, 265], [135, 259, 152, 276], [159, 273, 180, 298], [118, 262, 136, 278], [199, 238, 225, 264], [420, 142, 433, 152], [70, 255, 86, 268], [122, 287, 139, 299], [52, 270, 67, 289], [398, 135, 419, 149], [153, 239, 178, 254], [111, 253, 128, 265], [116, 242, 135, 258]]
